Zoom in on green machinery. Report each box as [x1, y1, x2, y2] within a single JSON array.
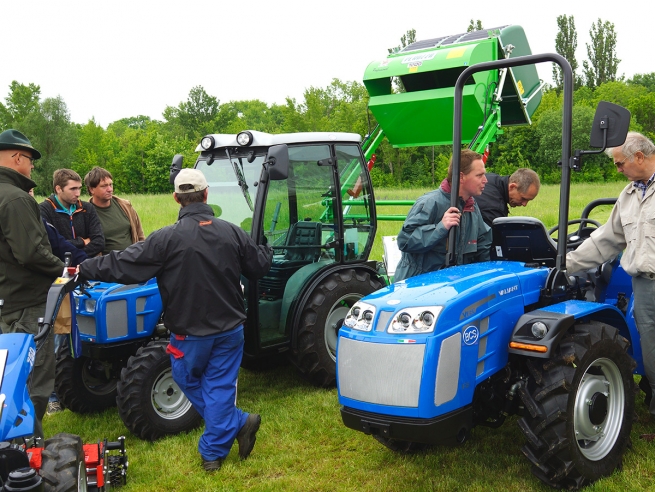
[[362, 25, 543, 159]]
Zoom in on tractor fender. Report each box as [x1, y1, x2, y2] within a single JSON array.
[[284, 261, 382, 351], [509, 300, 631, 359]]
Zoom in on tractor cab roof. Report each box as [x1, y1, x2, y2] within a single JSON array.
[[195, 131, 361, 152]]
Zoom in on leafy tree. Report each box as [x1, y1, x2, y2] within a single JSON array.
[[163, 86, 219, 140], [628, 73, 655, 93], [582, 19, 620, 89], [467, 20, 483, 32], [552, 15, 581, 90], [21, 96, 77, 192], [0, 81, 41, 130]]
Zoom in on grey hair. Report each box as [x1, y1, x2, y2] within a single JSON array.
[[605, 131, 655, 159], [509, 168, 540, 193]]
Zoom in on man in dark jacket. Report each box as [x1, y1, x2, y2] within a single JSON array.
[[79, 169, 273, 472], [0, 129, 64, 440], [39, 169, 104, 257], [475, 168, 540, 227]]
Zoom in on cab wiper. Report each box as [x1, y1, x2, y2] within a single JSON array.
[[225, 148, 254, 211]]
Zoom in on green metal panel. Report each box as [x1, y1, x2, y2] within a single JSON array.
[[363, 25, 542, 149], [497, 25, 543, 125]]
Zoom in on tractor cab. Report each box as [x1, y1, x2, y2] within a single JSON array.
[[183, 131, 382, 382]]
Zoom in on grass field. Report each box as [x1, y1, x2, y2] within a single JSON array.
[[43, 181, 655, 492]]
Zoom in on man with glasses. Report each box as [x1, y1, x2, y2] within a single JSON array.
[[0, 129, 63, 440], [567, 131, 655, 418], [475, 168, 541, 228]]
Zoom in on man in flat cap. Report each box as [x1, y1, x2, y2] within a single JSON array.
[[0, 129, 64, 440], [79, 168, 273, 472]]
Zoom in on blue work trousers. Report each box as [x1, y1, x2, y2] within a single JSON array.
[[168, 326, 248, 460]]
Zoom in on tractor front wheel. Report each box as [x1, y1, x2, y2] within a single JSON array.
[[55, 346, 119, 413], [293, 269, 384, 387], [518, 322, 635, 489], [116, 342, 202, 441], [40, 433, 88, 492]]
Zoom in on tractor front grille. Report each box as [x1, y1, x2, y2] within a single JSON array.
[[338, 337, 424, 407]]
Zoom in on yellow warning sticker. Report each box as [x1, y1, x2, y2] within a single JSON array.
[[53, 277, 70, 285], [517, 80, 525, 95], [446, 47, 467, 59]]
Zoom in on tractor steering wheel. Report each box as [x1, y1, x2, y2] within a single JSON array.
[[548, 218, 602, 249]]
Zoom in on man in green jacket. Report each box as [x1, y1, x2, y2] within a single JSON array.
[[395, 149, 492, 281], [0, 129, 64, 440]]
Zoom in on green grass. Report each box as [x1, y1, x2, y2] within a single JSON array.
[[42, 182, 655, 492]]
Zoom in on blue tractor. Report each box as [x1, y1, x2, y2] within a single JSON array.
[[0, 267, 127, 491], [337, 54, 641, 489]]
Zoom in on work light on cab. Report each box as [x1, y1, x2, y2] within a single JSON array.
[[236, 131, 254, 146]]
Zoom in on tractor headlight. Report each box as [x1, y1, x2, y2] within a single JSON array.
[[236, 131, 254, 146], [344, 302, 376, 332], [531, 321, 548, 339], [200, 136, 215, 150], [389, 306, 442, 334], [84, 299, 96, 313]]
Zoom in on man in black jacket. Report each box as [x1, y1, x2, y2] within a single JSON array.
[[0, 129, 63, 440], [39, 169, 104, 257], [475, 168, 540, 228], [79, 169, 273, 472]]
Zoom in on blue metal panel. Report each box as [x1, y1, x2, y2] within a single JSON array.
[[0, 334, 36, 440]]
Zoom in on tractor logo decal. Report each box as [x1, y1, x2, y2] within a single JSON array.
[[27, 347, 36, 368], [401, 52, 436, 64], [463, 326, 479, 346], [498, 285, 518, 296]]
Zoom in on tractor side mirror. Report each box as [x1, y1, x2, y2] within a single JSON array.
[[265, 144, 289, 181], [170, 154, 183, 185], [589, 101, 631, 149]]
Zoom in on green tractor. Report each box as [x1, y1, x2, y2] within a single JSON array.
[[181, 25, 544, 386]]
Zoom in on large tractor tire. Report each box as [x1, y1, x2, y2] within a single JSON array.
[[55, 346, 119, 413], [116, 342, 202, 441], [293, 268, 384, 387], [518, 322, 636, 489], [40, 433, 87, 492]]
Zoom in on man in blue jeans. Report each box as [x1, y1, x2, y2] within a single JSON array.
[[79, 169, 273, 471]]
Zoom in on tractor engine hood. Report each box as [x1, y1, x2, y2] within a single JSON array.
[[337, 261, 548, 419]]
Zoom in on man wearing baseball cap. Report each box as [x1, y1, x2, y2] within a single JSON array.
[[0, 129, 64, 440], [79, 168, 273, 471]]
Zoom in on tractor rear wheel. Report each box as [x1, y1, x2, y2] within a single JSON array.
[[518, 322, 635, 489], [293, 269, 384, 387], [40, 433, 88, 492], [55, 346, 119, 413], [116, 342, 202, 441]]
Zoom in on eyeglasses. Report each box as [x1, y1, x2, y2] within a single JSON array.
[[614, 158, 629, 168], [12, 152, 36, 164]]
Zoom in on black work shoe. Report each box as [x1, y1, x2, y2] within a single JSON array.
[[202, 458, 223, 472], [236, 413, 261, 460]]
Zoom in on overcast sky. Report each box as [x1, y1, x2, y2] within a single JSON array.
[[3, 0, 651, 128]]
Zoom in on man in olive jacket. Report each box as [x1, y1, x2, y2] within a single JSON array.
[[0, 129, 63, 440]]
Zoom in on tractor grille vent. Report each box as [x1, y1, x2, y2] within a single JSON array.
[[338, 338, 424, 407]]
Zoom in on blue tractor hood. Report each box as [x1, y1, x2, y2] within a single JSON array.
[[363, 261, 547, 317]]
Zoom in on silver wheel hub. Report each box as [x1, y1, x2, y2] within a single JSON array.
[[151, 369, 193, 419], [573, 357, 624, 461]]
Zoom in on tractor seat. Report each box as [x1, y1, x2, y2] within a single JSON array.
[[283, 221, 322, 262], [491, 216, 557, 267]]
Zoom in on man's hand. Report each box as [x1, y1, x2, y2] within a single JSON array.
[[82, 237, 90, 246], [441, 207, 461, 230]]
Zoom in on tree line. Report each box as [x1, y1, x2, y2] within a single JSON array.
[[1, 17, 653, 194]]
